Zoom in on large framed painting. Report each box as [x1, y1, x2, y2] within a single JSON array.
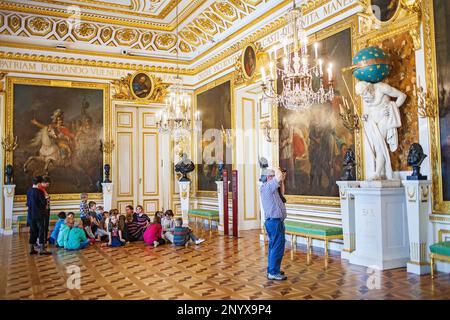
[[424, 0, 450, 213], [195, 76, 233, 195], [276, 21, 361, 205], [5, 77, 110, 200]]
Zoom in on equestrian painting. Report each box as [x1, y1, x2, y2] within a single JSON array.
[[12, 83, 104, 195]]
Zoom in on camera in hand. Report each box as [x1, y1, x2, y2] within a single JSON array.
[[278, 168, 287, 203]]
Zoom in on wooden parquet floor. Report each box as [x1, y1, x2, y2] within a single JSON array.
[[0, 229, 449, 300]]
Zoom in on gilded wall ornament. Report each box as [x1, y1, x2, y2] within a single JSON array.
[[111, 72, 168, 102], [234, 42, 263, 85]]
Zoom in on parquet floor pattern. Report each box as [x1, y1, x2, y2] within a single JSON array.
[[0, 229, 449, 300]]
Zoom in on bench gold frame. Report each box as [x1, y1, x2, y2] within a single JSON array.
[[189, 213, 219, 236], [430, 229, 450, 279], [263, 226, 343, 268]]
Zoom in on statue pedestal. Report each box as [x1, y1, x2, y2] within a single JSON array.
[[336, 181, 360, 260], [178, 181, 190, 227], [348, 186, 409, 270], [101, 183, 114, 212], [216, 181, 230, 235], [402, 180, 432, 275], [2, 185, 15, 236]]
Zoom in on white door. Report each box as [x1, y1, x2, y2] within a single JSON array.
[[113, 104, 168, 214]]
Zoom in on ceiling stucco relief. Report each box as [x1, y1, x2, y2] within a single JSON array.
[[0, 0, 272, 57]]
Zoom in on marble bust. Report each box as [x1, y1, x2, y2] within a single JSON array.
[[174, 153, 195, 182], [355, 81, 407, 180]]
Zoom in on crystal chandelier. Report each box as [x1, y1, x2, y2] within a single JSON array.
[[156, 3, 200, 138], [260, 0, 334, 111]]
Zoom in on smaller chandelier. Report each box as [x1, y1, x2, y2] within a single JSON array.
[[156, 75, 200, 138], [260, 1, 334, 111]]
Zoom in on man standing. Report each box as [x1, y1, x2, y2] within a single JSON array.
[[26, 176, 51, 255], [260, 167, 287, 280]]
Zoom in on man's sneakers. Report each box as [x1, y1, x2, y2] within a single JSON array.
[[195, 238, 205, 245], [267, 273, 287, 281]]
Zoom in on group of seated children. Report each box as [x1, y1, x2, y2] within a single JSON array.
[[47, 193, 205, 251]]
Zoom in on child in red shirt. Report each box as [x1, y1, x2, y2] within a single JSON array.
[[143, 215, 165, 248]]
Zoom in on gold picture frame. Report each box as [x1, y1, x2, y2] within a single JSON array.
[[4, 76, 111, 202], [370, 0, 402, 24], [271, 16, 362, 207], [423, 0, 450, 214], [194, 73, 235, 198], [129, 71, 155, 100]]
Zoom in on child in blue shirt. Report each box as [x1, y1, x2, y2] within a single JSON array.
[[49, 211, 66, 245], [65, 220, 90, 250]]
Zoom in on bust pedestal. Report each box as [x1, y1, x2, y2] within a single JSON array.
[[178, 181, 190, 227], [2, 185, 15, 236], [348, 185, 409, 270], [336, 181, 360, 260], [402, 180, 432, 275], [101, 183, 113, 212]]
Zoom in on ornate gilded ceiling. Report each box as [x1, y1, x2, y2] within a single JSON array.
[[0, 0, 273, 57]]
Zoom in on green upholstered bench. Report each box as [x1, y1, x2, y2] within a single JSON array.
[[16, 212, 81, 235], [188, 209, 219, 235], [283, 220, 343, 267], [430, 241, 450, 279]]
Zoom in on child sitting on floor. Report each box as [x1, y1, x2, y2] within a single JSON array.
[[57, 215, 74, 248], [65, 220, 90, 251], [79, 193, 89, 219], [49, 211, 66, 245], [161, 210, 175, 243], [118, 215, 129, 243], [92, 211, 109, 241], [143, 215, 165, 248], [82, 218, 97, 244], [95, 205, 104, 221], [105, 215, 126, 247], [171, 218, 205, 246]]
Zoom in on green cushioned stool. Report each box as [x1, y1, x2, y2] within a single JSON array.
[[188, 209, 219, 235], [283, 220, 343, 267], [430, 241, 450, 279]]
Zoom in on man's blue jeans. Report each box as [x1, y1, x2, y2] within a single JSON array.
[[265, 218, 286, 275]]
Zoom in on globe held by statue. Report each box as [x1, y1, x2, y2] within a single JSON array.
[[352, 46, 390, 83]]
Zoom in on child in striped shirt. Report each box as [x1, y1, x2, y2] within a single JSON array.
[[171, 218, 205, 246]]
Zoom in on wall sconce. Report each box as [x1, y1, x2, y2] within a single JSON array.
[[417, 85, 437, 118], [1, 135, 18, 152], [100, 139, 115, 154], [221, 125, 233, 147], [261, 120, 274, 143], [339, 96, 360, 132]]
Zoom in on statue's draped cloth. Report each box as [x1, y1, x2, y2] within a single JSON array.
[[364, 101, 402, 179]]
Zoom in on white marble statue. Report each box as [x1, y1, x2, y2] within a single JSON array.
[[355, 81, 407, 180]]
